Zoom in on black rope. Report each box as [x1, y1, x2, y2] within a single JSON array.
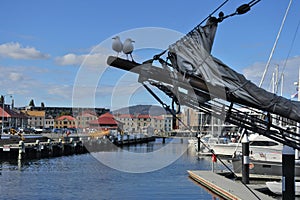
[[150, 0, 261, 62], [221, 0, 261, 21], [149, 0, 230, 62], [197, 0, 230, 27]]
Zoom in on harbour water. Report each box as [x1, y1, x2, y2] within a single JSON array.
[[0, 138, 226, 199]]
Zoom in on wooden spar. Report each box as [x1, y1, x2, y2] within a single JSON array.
[[107, 56, 286, 112], [107, 56, 141, 73], [107, 56, 210, 95]]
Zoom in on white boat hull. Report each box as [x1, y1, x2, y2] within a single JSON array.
[[212, 134, 283, 157], [266, 181, 300, 196], [232, 157, 300, 176]]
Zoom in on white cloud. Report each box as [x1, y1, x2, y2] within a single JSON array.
[[242, 56, 300, 97], [48, 85, 73, 99], [0, 42, 50, 59], [9, 72, 23, 81], [55, 52, 109, 67]]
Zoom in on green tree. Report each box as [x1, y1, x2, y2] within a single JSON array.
[[0, 95, 3, 105], [29, 99, 35, 107], [59, 111, 71, 116]]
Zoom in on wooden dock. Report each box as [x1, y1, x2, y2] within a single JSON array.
[[0, 135, 158, 160], [188, 170, 274, 200]]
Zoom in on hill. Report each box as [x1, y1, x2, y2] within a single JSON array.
[[112, 105, 169, 116]]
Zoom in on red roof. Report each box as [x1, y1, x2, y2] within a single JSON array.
[[56, 115, 76, 121], [0, 106, 27, 118], [89, 112, 118, 125], [0, 107, 11, 118]]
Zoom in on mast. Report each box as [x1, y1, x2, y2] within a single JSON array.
[[259, 0, 293, 87]]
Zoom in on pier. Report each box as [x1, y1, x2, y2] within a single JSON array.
[[0, 134, 157, 160], [188, 170, 274, 200]]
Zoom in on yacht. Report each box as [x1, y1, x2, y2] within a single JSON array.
[[212, 133, 282, 157]]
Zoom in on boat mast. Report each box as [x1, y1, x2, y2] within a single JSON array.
[[259, 0, 293, 88]]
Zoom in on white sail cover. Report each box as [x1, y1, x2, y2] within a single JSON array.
[[168, 17, 300, 122]]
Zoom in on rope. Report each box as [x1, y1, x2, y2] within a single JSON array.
[[142, 81, 263, 199], [259, 0, 293, 87], [276, 17, 300, 94], [193, 0, 230, 29], [151, 0, 261, 61]]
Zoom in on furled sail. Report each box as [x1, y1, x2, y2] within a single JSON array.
[[168, 17, 300, 122]]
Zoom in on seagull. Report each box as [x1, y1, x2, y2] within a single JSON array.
[[123, 38, 135, 61], [112, 36, 123, 57]]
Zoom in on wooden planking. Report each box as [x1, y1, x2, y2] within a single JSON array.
[[188, 170, 274, 200]]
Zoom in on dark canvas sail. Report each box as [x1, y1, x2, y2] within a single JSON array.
[[168, 17, 300, 122]]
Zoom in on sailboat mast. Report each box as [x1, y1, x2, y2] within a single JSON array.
[[259, 0, 293, 87]]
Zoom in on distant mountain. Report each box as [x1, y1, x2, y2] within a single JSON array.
[[112, 105, 169, 116]]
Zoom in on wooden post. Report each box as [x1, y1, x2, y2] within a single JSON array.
[[197, 134, 201, 152], [36, 140, 41, 158], [282, 145, 295, 200], [18, 140, 25, 160], [242, 132, 249, 184], [47, 139, 53, 157]]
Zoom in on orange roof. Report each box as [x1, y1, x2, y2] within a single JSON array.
[[56, 115, 76, 121], [153, 116, 164, 120], [137, 114, 151, 119], [78, 112, 97, 117], [118, 114, 134, 118], [22, 110, 45, 117]]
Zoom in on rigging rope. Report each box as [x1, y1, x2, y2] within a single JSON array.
[[276, 17, 300, 94], [142, 81, 261, 199], [151, 0, 261, 61], [259, 0, 293, 88]]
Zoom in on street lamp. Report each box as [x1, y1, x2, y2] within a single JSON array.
[[1, 94, 13, 137]]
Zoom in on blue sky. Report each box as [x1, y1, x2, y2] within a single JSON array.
[[0, 0, 300, 110]]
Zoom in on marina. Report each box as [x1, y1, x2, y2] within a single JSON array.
[[0, 139, 224, 200], [0, 134, 294, 199], [1, 0, 300, 199]]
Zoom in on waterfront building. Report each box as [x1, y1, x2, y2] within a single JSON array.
[[0, 104, 28, 129], [76, 111, 98, 131], [115, 114, 165, 134], [180, 107, 203, 131], [163, 114, 173, 132], [54, 115, 76, 129], [180, 106, 238, 136], [115, 114, 136, 133], [44, 115, 54, 129], [89, 112, 121, 131], [21, 110, 45, 129], [17, 106, 109, 120], [150, 115, 164, 134]]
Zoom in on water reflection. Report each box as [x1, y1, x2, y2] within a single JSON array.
[[0, 140, 226, 199]]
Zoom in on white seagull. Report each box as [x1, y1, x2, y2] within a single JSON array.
[[123, 38, 135, 61], [112, 36, 123, 57]]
